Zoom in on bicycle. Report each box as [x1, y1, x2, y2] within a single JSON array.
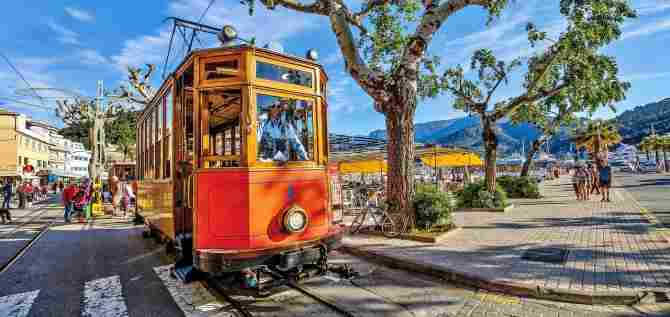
[[349, 205, 399, 238]]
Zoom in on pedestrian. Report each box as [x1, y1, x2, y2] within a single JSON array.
[[571, 167, 581, 200], [110, 176, 123, 216], [58, 181, 64, 193], [62, 183, 78, 223], [25, 183, 33, 207], [590, 163, 600, 195], [2, 180, 12, 209], [598, 159, 612, 202], [18, 182, 27, 209]]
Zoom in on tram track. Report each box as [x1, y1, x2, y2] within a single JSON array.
[[205, 272, 374, 317], [0, 204, 56, 274]]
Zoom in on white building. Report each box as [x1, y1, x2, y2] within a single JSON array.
[[65, 141, 91, 179]]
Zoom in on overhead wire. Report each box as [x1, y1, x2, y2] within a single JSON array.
[[0, 52, 47, 107]]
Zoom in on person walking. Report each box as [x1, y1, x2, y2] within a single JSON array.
[[62, 183, 78, 223], [58, 181, 64, 193], [110, 176, 123, 217], [17, 182, 26, 209], [2, 180, 12, 209], [598, 159, 613, 202]]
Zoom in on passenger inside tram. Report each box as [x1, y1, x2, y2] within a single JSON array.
[[258, 98, 310, 162]]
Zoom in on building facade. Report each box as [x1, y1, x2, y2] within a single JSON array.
[[0, 111, 52, 183], [66, 141, 91, 179]]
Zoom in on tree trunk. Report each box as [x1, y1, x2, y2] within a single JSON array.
[[521, 139, 543, 177], [656, 150, 661, 165], [664, 149, 668, 172], [646, 151, 650, 161], [482, 115, 498, 193], [384, 107, 416, 218]]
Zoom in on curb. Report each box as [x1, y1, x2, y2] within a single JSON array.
[[339, 244, 654, 306]]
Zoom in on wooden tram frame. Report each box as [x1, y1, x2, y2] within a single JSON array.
[[136, 45, 342, 278]]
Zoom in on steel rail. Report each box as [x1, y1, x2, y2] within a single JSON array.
[[0, 208, 54, 274]]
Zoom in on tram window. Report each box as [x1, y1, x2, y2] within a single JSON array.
[[257, 94, 313, 162], [203, 59, 238, 81], [256, 61, 312, 88], [202, 88, 242, 167], [164, 92, 173, 179]]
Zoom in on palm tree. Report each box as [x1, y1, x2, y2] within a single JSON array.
[[640, 134, 664, 165], [574, 120, 622, 160], [638, 138, 652, 162], [660, 135, 670, 172]]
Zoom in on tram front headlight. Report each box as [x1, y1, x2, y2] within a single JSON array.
[[283, 205, 308, 233]]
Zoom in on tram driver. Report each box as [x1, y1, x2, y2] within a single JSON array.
[[258, 99, 309, 162]]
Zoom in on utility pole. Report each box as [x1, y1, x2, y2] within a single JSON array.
[[88, 80, 106, 181]]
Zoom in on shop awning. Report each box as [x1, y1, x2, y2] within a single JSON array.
[[420, 152, 483, 167], [338, 159, 387, 174]]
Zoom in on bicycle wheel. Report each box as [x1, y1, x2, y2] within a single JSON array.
[[381, 211, 399, 238], [349, 210, 367, 234]]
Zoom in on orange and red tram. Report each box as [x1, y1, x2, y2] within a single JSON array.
[[135, 44, 343, 284]]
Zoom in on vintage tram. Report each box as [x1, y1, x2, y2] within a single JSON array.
[[135, 43, 343, 284]]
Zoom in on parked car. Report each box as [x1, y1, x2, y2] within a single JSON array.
[[639, 162, 659, 173], [619, 165, 635, 173]]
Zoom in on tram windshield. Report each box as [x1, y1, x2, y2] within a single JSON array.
[[257, 94, 313, 162]]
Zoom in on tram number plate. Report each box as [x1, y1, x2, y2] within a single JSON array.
[[278, 247, 321, 270]]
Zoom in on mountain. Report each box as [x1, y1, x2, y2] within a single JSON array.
[[368, 116, 540, 154], [365, 97, 670, 154], [616, 98, 670, 144]]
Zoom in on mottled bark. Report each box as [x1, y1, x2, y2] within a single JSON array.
[[384, 103, 416, 219], [482, 115, 498, 193], [520, 139, 542, 177]]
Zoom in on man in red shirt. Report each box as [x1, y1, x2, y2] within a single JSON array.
[[62, 183, 78, 223]]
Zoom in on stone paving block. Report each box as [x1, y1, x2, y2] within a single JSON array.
[[343, 176, 670, 304]]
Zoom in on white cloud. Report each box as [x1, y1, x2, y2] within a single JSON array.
[[47, 20, 80, 45], [442, 1, 567, 66], [111, 0, 320, 74], [111, 29, 172, 74], [621, 17, 670, 39], [622, 71, 670, 81], [322, 52, 343, 66], [65, 7, 94, 22], [634, 0, 670, 16], [327, 74, 357, 114], [79, 49, 109, 65]]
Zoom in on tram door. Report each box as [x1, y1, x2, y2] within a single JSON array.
[[173, 67, 195, 256]]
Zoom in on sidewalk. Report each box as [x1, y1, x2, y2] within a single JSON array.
[[341, 176, 670, 305]]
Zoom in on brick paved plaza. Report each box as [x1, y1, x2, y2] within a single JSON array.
[[343, 176, 670, 301]]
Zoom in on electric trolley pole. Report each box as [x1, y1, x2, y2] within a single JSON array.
[[88, 80, 106, 181]]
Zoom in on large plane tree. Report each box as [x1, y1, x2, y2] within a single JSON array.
[[245, 0, 634, 215], [422, 0, 633, 193]]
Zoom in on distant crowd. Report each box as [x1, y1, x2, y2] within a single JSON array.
[[570, 158, 612, 202]]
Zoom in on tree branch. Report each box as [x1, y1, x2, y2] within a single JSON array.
[[259, 0, 328, 14], [494, 83, 567, 120], [398, 0, 491, 74], [329, 6, 388, 104], [484, 75, 505, 105]]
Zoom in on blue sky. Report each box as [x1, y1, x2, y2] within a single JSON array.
[[1, 0, 670, 135]]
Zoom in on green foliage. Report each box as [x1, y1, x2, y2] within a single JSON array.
[[413, 185, 454, 229], [496, 176, 541, 199], [106, 109, 138, 159], [458, 181, 508, 209], [60, 120, 94, 149]]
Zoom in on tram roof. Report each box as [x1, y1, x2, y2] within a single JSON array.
[[140, 44, 328, 120]]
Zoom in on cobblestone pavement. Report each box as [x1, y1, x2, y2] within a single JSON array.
[[343, 176, 670, 296]]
